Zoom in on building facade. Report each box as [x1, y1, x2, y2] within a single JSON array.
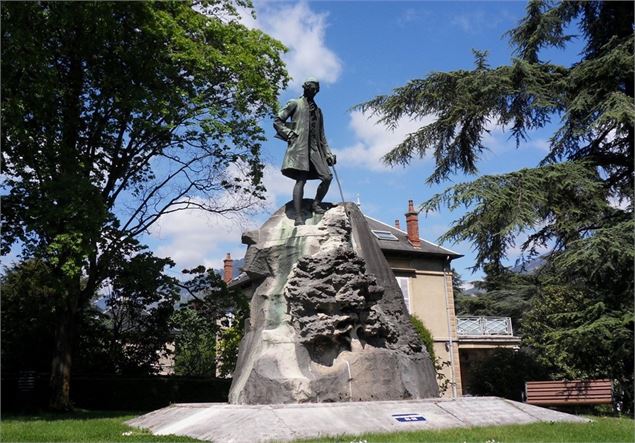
[[366, 200, 520, 398]]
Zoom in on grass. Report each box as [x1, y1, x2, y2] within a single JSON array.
[[0, 410, 201, 442], [1, 411, 632, 442], [303, 416, 635, 443]]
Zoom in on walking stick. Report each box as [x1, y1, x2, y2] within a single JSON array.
[[331, 164, 346, 204]]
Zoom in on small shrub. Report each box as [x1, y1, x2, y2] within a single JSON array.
[[409, 315, 435, 361], [216, 325, 243, 377]]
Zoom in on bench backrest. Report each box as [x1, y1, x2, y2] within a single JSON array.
[[525, 379, 613, 405]]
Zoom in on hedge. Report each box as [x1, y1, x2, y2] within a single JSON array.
[[1, 373, 231, 411]]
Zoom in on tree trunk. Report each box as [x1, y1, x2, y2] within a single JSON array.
[[49, 292, 78, 411], [49, 24, 85, 412]]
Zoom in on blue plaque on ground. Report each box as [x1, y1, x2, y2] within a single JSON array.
[[392, 413, 426, 423]]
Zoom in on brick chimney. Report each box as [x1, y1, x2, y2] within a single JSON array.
[[223, 253, 233, 283], [395, 219, 401, 230], [405, 200, 421, 248]]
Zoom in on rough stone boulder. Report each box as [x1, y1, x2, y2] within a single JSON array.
[[228, 201, 438, 404]]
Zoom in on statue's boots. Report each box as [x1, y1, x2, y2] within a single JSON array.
[[312, 201, 326, 214]]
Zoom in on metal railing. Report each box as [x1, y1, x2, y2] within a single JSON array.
[[457, 316, 514, 336]]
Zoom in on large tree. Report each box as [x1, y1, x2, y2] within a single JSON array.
[[1, 0, 288, 409], [357, 0, 633, 411]]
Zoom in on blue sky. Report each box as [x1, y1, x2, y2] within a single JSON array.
[[145, 1, 585, 283]]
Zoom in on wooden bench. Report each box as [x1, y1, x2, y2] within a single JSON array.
[[525, 379, 613, 406]]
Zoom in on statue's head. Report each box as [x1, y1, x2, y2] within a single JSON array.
[[302, 77, 320, 99]]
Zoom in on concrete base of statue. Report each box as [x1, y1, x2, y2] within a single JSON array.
[[126, 397, 589, 442]]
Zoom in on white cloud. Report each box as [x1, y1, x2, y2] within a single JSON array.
[[149, 203, 248, 273], [528, 138, 550, 151], [336, 112, 554, 171], [451, 10, 516, 34], [479, 118, 557, 155], [335, 110, 435, 171], [261, 162, 293, 210], [147, 162, 293, 274], [505, 227, 553, 264], [396, 8, 430, 27], [240, 1, 341, 90], [608, 194, 632, 210], [480, 120, 511, 153], [451, 12, 481, 33]]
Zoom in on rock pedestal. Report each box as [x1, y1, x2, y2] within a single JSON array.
[[228, 201, 438, 404]]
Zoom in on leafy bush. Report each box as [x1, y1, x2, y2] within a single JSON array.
[[410, 315, 435, 361], [216, 325, 243, 378]]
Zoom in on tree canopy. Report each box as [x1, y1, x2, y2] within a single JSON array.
[[1, 0, 288, 409], [357, 0, 633, 413], [356, 2, 632, 269]]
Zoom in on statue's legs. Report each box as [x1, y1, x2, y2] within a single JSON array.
[[293, 179, 306, 225], [312, 177, 332, 214]]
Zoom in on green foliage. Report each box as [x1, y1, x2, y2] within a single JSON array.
[[356, 0, 633, 267], [1, 0, 288, 407], [172, 307, 217, 377], [421, 161, 611, 272], [171, 266, 249, 377], [451, 268, 464, 299], [409, 315, 451, 395], [522, 284, 634, 413], [357, 0, 633, 415], [1, 256, 179, 377], [216, 325, 243, 377], [1, 260, 57, 373], [2, 0, 288, 272], [465, 348, 548, 401], [356, 2, 633, 194], [409, 315, 435, 361], [216, 286, 249, 378], [546, 218, 634, 294], [78, 252, 179, 375], [354, 52, 568, 184]]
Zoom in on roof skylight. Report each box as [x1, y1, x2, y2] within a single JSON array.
[[371, 230, 399, 241]]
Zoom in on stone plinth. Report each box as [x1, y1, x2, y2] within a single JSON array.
[[228, 201, 438, 404]]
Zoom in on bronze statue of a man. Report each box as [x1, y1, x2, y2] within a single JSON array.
[[274, 78, 336, 226]]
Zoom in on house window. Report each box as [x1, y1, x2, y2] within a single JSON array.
[[396, 276, 411, 313]]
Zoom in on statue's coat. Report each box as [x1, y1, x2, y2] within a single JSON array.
[[274, 97, 333, 180]]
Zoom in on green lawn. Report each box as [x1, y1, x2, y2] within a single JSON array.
[[305, 416, 635, 443], [1, 411, 632, 443], [0, 410, 200, 442]]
